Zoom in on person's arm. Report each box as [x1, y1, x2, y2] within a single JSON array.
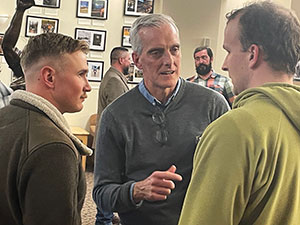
[[19, 143, 83, 225], [224, 78, 236, 107], [104, 77, 128, 105], [2, 0, 34, 77]]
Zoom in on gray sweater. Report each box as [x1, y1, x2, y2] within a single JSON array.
[[93, 79, 229, 225]]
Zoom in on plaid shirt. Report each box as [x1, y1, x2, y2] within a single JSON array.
[[187, 72, 235, 107], [0, 81, 13, 108]]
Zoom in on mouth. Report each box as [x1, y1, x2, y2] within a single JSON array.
[[160, 70, 175, 75], [81, 95, 87, 101]]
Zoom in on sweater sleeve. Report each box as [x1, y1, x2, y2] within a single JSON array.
[[18, 143, 83, 225], [93, 109, 136, 213], [178, 114, 256, 225], [210, 91, 231, 121]]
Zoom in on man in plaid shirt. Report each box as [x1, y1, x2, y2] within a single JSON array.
[[187, 47, 235, 107]]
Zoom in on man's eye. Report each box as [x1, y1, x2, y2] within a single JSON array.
[[171, 46, 180, 55]]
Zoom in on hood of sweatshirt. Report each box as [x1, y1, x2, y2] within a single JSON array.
[[233, 83, 300, 132]]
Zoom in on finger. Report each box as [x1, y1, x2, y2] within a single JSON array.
[[152, 186, 173, 196], [152, 178, 176, 189], [167, 165, 177, 173], [152, 170, 182, 182], [145, 191, 171, 202]]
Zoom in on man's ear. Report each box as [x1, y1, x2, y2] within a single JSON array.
[[132, 52, 143, 70], [210, 56, 214, 63], [248, 44, 260, 68], [40, 66, 55, 88]]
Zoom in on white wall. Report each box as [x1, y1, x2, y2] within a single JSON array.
[[162, 0, 223, 77]]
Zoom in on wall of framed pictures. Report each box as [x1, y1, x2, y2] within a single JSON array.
[[0, 0, 162, 128], [1, 0, 299, 128]]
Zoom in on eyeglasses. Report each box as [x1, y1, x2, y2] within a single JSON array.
[[152, 111, 168, 144]]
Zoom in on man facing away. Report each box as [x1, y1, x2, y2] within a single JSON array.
[[187, 46, 235, 107], [95, 47, 131, 225], [97, 47, 131, 124], [179, 1, 300, 225], [0, 33, 92, 225], [93, 14, 229, 225]]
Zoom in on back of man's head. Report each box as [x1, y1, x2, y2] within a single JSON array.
[[20, 33, 89, 73], [130, 14, 179, 55], [110, 47, 128, 65], [226, 1, 300, 75]]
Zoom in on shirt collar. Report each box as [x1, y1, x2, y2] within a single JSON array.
[[138, 78, 181, 107], [197, 70, 216, 80]]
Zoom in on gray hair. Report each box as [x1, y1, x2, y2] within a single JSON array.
[[130, 14, 179, 54]]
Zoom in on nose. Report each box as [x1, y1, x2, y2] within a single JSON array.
[[162, 50, 173, 66], [84, 76, 91, 92], [222, 58, 228, 71]]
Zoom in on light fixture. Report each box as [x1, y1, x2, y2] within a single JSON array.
[[0, 14, 9, 26]]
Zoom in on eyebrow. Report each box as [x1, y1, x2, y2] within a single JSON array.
[[78, 69, 89, 74]]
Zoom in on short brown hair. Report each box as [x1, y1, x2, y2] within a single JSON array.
[[226, 1, 300, 74], [21, 33, 89, 71]]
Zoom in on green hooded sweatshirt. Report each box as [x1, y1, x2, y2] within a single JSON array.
[[179, 83, 300, 225]]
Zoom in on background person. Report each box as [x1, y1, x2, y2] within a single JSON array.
[[94, 47, 131, 225], [187, 46, 235, 107], [93, 14, 229, 225], [0, 33, 92, 225], [179, 2, 300, 224]]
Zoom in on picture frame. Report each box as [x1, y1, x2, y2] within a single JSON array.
[[76, 0, 108, 20], [124, 0, 154, 16], [87, 60, 104, 82], [128, 63, 143, 83], [34, 0, 61, 8], [0, 33, 4, 55], [25, 16, 59, 37], [75, 28, 106, 51], [121, 26, 131, 48], [294, 61, 300, 81]]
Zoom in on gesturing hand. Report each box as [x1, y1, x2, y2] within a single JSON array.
[[133, 165, 182, 203]]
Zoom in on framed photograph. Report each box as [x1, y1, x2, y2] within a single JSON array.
[[87, 60, 104, 82], [34, 0, 61, 8], [124, 0, 154, 16], [75, 28, 106, 51], [76, 0, 108, 20], [25, 16, 59, 37], [128, 63, 143, 83], [121, 26, 131, 48], [0, 33, 4, 55]]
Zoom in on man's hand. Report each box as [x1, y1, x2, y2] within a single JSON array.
[[133, 165, 182, 203], [17, 0, 35, 11]]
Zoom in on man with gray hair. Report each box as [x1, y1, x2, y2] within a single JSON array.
[[179, 1, 300, 224], [0, 33, 92, 225], [93, 14, 229, 225]]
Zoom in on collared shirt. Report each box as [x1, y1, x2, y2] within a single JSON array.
[[138, 78, 182, 107], [129, 78, 181, 206], [187, 72, 235, 107], [0, 81, 13, 109]]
